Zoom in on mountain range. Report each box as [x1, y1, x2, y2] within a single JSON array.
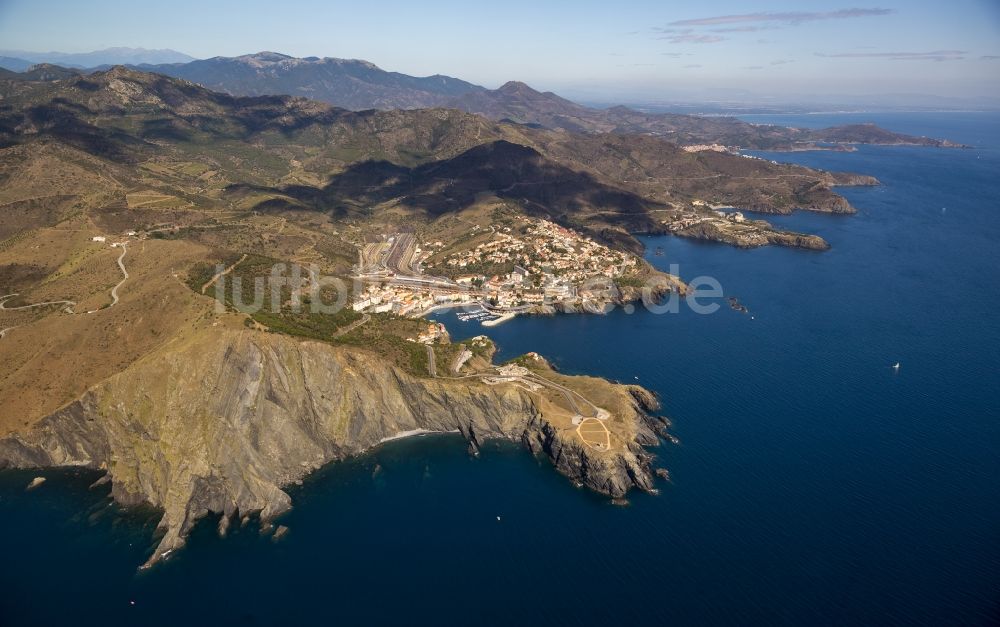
[[0, 47, 193, 70], [127, 52, 957, 149], [0, 50, 957, 150], [129, 51, 484, 110]]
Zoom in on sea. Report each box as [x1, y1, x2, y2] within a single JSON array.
[[1, 112, 998, 626]]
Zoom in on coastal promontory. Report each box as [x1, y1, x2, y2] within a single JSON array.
[[0, 325, 665, 567]]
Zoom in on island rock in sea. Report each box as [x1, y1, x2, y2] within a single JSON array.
[[0, 329, 664, 567]]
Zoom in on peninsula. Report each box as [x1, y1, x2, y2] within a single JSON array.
[[0, 65, 950, 567]]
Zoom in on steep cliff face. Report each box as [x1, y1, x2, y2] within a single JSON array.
[[0, 329, 660, 567]]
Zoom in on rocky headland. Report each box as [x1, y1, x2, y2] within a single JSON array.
[[0, 328, 664, 568]]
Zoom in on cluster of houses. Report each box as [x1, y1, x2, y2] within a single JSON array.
[[351, 218, 644, 316], [439, 218, 638, 293], [682, 143, 730, 153], [407, 322, 448, 345], [664, 204, 747, 233], [351, 284, 477, 316], [92, 230, 137, 244]]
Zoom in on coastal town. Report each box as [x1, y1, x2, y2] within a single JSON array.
[[350, 217, 648, 321]]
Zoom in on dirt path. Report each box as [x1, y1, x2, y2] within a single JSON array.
[[201, 253, 247, 294], [577, 418, 611, 451], [333, 313, 370, 338], [108, 245, 129, 308], [426, 345, 437, 377], [0, 293, 76, 312], [525, 373, 599, 418]]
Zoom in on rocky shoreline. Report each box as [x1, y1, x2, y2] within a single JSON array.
[[0, 328, 668, 568], [677, 221, 831, 250]]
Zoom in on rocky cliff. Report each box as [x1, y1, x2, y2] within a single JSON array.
[[0, 328, 661, 567]]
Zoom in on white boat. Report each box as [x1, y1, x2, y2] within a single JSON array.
[[893, 362, 900, 370]]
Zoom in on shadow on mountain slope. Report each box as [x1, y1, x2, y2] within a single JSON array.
[[228, 140, 664, 245]]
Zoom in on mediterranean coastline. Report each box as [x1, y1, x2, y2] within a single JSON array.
[[0, 46, 996, 626]]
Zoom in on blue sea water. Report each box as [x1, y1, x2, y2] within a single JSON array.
[[1, 112, 998, 626]]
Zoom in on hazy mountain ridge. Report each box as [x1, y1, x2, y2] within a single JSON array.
[[0, 47, 194, 69], [0, 56, 33, 72], [128, 51, 487, 110], [124, 52, 959, 149], [453, 83, 960, 148], [0, 51, 960, 148]]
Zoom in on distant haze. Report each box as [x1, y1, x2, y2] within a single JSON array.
[[0, 0, 997, 108], [0, 47, 193, 69]]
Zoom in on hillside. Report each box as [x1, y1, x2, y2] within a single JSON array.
[[0, 66, 869, 233], [0, 66, 873, 419]]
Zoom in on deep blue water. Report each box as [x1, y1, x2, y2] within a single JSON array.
[[2, 113, 999, 626]]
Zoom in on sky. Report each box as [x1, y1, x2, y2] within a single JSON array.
[[1, 0, 998, 105]]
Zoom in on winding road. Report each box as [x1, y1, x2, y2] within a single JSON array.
[[108, 244, 129, 308], [1, 240, 132, 338], [0, 293, 76, 312], [524, 373, 600, 419]]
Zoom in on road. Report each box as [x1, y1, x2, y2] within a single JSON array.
[[426, 345, 437, 377], [524, 373, 600, 418], [439, 367, 611, 449], [356, 233, 452, 284], [0, 293, 76, 312], [1, 240, 130, 335], [377, 275, 485, 294], [450, 345, 472, 375], [438, 368, 602, 420], [385, 233, 416, 275], [108, 244, 129, 308], [333, 313, 370, 338], [201, 253, 247, 294]]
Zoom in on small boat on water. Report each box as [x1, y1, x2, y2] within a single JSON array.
[[893, 362, 900, 371]]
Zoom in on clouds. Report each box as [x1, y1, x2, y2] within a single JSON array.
[[666, 33, 726, 44], [639, 4, 989, 92], [668, 8, 893, 27], [817, 50, 967, 61], [653, 28, 725, 44], [653, 7, 892, 45], [711, 26, 772, 33]]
